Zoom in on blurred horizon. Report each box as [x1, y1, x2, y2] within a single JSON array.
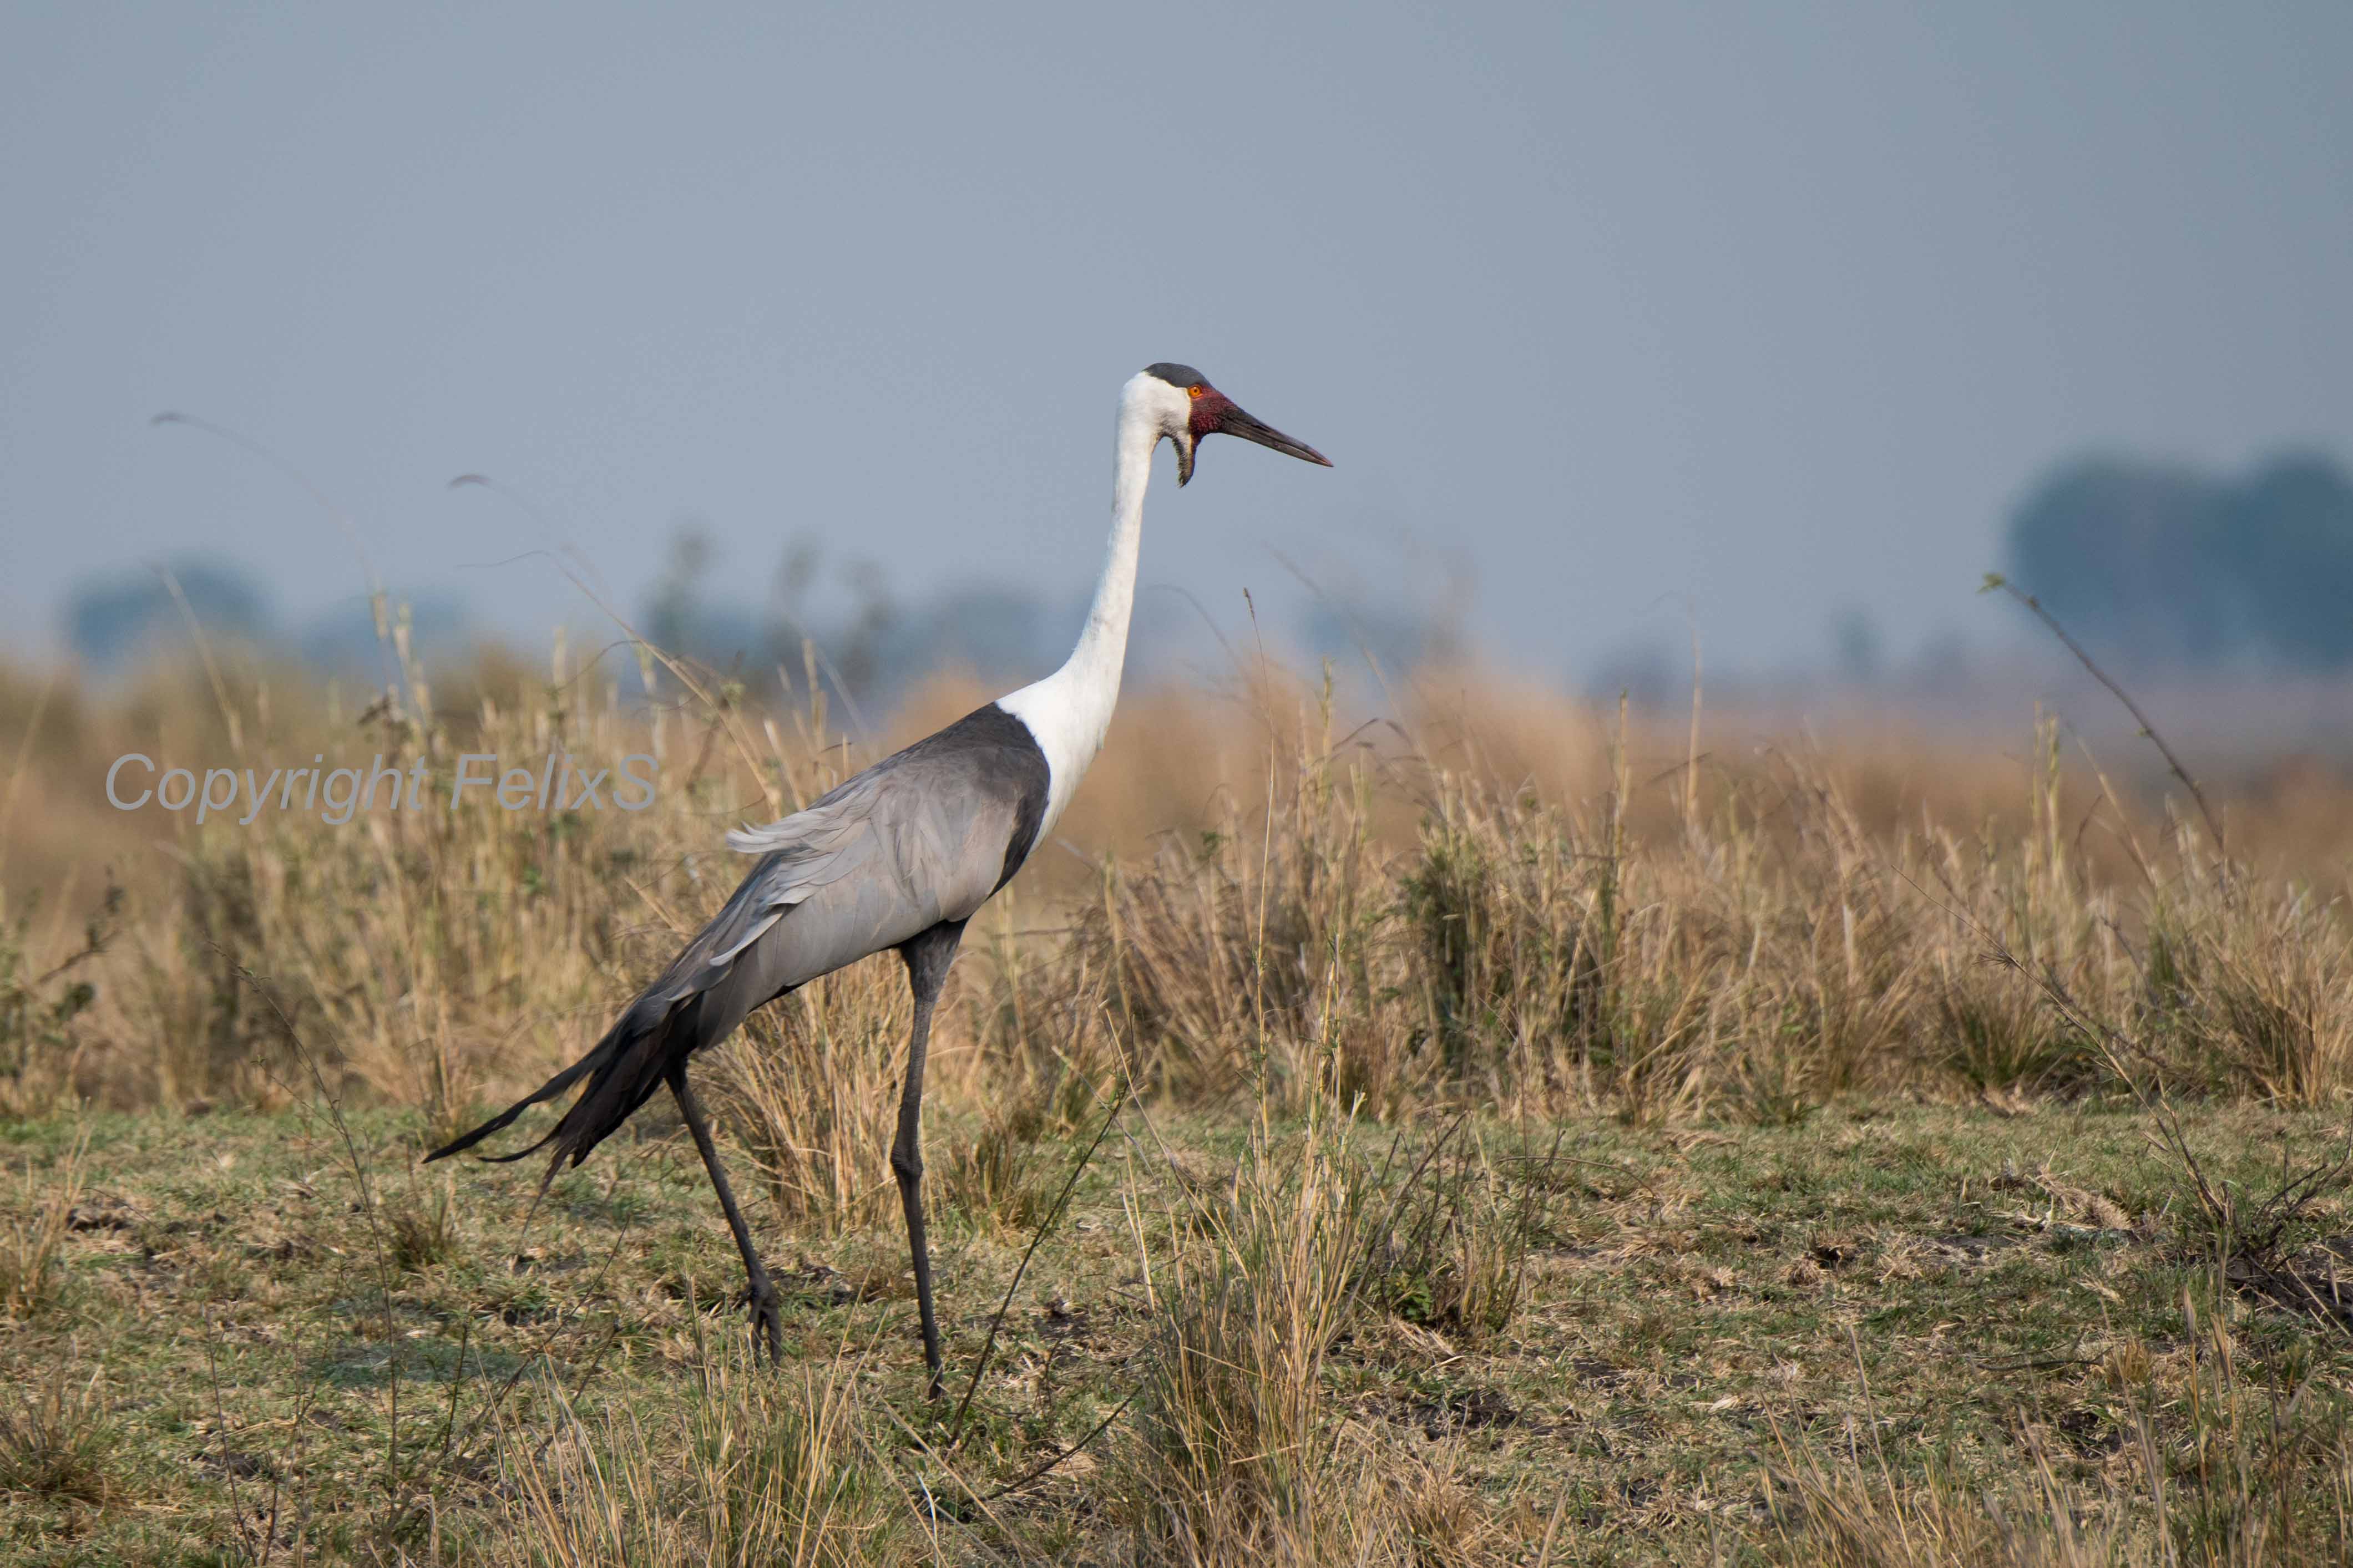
[[6, 3, 2351, 716], [43, 438, 2353, 731]]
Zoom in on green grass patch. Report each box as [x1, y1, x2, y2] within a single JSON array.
[[2, 1100, 2350, 1562]]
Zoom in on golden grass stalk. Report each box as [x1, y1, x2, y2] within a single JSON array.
[[2, 1130, 85, 1321]]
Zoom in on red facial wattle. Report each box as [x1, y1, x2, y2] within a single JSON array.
[[1186, 384, 1237, 438]]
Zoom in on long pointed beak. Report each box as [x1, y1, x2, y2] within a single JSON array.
[[1218, 406, 1333, 467]]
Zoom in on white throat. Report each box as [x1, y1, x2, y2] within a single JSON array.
[[995, 373, 1173, 835]]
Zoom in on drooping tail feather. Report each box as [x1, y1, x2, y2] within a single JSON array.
[[424, 987, 716, 1185], [423, 1033, 617, 1163], [429, 831, 819, 1184]]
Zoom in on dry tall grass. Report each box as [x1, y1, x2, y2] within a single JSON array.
[[8, 640, 2353, 1146]]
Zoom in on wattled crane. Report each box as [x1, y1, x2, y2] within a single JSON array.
[[428, 363, 1330, 1396]]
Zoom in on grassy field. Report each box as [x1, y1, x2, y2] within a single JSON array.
[[8, 642, 2353, 1562], [9, 1099, 2353, 1565]]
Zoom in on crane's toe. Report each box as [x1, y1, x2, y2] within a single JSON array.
[[749, 1287, 783, 1361]]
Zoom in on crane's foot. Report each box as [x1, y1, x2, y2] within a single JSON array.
[[745, 1281, 783, 1362]]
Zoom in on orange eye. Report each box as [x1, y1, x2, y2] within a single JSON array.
[[1187, 384, 1205, 399]]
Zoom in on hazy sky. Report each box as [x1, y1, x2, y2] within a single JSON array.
[[4, 3, 2349, 682]]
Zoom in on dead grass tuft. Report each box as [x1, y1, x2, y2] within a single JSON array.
[[1359, 1124, 1539, 1344], [0, 1362, 115, 1507], [937, 1109, 1060, 1236], [2, 1131, 85, 1321], [1120, 1083, 1528, 1562], [386, 1172, 460, 1273], [1126, 1092, 1378, 1559], [492, 1339, 917, 1567]]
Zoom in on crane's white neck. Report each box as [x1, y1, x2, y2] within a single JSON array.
[[1063, 395, 1157, 703], [995, 375, 1171, 834]]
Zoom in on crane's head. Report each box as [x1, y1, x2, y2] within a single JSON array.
[[1132, 362, 1333, 486]]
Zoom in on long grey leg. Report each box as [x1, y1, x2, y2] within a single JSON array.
[[894, 920, 966, 1400], [669, 1063, 782, 1359]]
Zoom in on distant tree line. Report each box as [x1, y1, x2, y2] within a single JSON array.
[[63, 560, 467, 676], [2005, 451, 2353, 671]]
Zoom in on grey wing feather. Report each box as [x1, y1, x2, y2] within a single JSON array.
[[697, 727, 1033, 993], [704, 772, 892, 969], [725, 767, 883, 856]]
